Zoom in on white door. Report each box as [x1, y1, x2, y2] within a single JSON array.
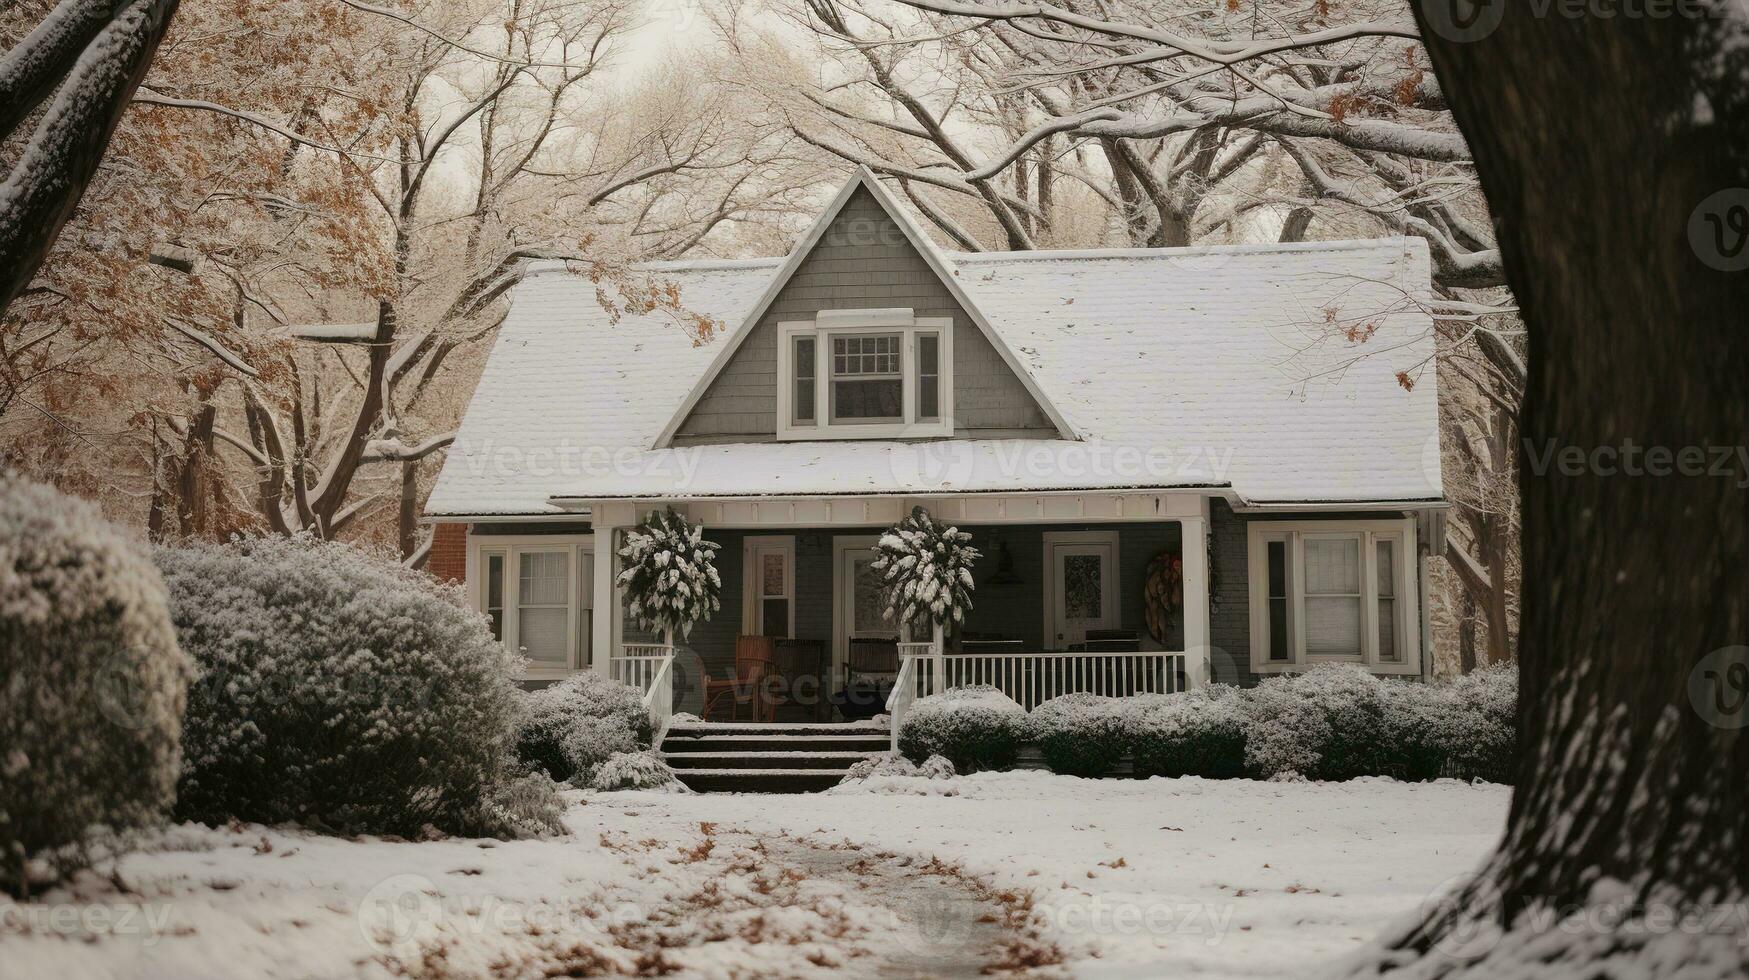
[[834, 537, 898, 686], [1047, 537, 1117, 649]]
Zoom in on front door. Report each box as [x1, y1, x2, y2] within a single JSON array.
[[1046, 533, 1118, 649], [834, 536, 898, 688]]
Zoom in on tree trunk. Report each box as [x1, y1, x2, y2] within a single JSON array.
[[0, 0, 181, 316], [1360, 5, 1749, 974], [1458, 590, 1477, 675], [398, 458, 418, 561]]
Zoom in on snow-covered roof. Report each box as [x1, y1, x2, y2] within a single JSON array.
[[427, 238, 1442, 516]]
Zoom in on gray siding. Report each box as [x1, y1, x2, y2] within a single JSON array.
[[674, 187, 1054, 444]]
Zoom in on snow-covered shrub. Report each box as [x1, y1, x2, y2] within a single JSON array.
[[1125, 686, 1248, 779], [617, 508, 720, 640], [589, 751, 685, 792], [1, 479, 191, 895], [841, 753, 956, 782], [1031, 693, 1126, 777], [516, 672, 654, 784], [871, 506, 981, 628], [470, 772, 567, 838], [1241, 665, 1401, 780], [897, 685, 1028, 772], [156, 535, 525, 838], [1434, 663, 1518, 782]]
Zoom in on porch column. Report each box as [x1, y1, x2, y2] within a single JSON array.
[[1180, 499, 1212, 689], [592, 522, 618, 678]]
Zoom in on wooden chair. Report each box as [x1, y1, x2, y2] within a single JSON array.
[[773, 637, 828, 722], [703, 635, 777, 722], [845, 637, 900, 686]]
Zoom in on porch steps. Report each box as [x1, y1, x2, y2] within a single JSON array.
[[660, 721, 889, 793]]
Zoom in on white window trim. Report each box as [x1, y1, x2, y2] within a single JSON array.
[[776, 312, 954, 440], [468, 534, 595, 680], [1041, 530, 1120, 652], [1246, 518, 1421, 676], [741, 534, 796, 638]]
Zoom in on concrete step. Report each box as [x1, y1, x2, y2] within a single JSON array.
[[664, 721, 888, 737], [665, 751, 883, 771], [661, 734, 892, 755], [672, 768, 853, 794]]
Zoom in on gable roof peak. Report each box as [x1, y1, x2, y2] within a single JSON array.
[[651, 168, 1076, 448]]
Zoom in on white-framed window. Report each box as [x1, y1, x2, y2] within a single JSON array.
[[471, 535, 593, 679], [1247, 519, 1420, 675], [777, 309, 953, 440], [742, 535, 796, 638]]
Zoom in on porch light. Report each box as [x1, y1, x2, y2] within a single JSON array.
[[986, 541, 1023, 585]]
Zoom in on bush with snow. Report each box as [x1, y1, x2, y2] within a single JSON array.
[[1444, 661, 1517, 782], [1125, 686, 1248, 779], [156, 535, 539, 838], [516, 672, 654, 785], [477, 772, 568, 838], [589, 751, 685, 792], [1, 478, 191, 895], [1240, 664, 1401, 780], [897, 685, 1028, 772], [840, 753, 956, 782], [1032, 693, 1126, 777]]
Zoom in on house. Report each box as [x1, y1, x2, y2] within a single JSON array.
[[424, 168, 1446, 751]]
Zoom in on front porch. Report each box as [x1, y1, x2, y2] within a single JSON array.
[[592, 492, 1215, 736]]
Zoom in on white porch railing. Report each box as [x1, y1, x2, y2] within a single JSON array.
[[895, 645, 1190, 713], [884, 655, 920, 754], [611, 643, 676, 740]]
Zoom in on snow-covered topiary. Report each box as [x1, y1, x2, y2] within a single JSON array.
[[1, 478, 191, 895], [1124, 686, 1248, 779], [516, 671, 654, 785], [871, 506, 980, 629], [1032, 693, 1127, 777], [589, 751, 686, 792], [617, 508, 721, 640], [897, 685, 1027, 772], [155, 535, 527, 838]]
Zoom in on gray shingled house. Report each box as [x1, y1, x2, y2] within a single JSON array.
[[424, 169, 1447, 788]]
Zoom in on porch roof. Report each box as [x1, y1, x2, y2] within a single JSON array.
[[426, 237, 1442, 517]]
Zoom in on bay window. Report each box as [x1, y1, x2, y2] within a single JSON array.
[[778, 311, 952, 439], [1248, 519, 1419, 674]]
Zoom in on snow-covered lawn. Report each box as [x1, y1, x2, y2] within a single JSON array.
[[0, 775, 1507, 978]]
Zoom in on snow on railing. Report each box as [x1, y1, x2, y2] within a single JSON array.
[[643, 653, 675, 742], [612, 643, 676, 742], [937, 651, 1187, 711], [886, 653, 922, 755], [611, 643, 674, 693]]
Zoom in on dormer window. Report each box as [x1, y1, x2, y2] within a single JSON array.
[[778, 310, 952, 440]]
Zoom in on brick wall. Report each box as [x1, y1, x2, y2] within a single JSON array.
[[428, 522, 469, 584]]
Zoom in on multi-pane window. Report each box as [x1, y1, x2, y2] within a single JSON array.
[[831, 334, 902, 421], [779, 318, 951, 438], [477, 542, 592, 675], [1251, 524, 1412, 672]]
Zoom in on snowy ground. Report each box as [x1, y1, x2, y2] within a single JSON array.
[[0, 774, 1508, 979]]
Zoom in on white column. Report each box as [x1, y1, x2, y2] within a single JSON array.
[[931, 621, 945, 695], [1180, 498, 1212, 689], [592, 524, 617, 678]]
